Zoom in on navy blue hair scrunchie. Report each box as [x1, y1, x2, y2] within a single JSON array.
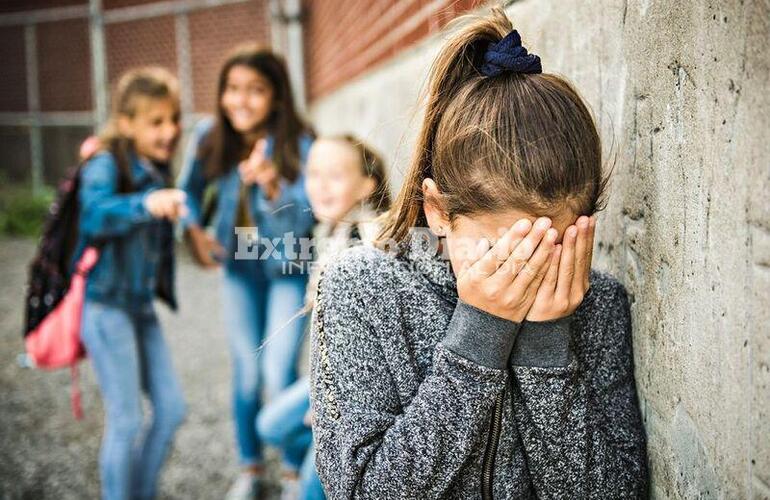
[[480, 30, 542, 77]]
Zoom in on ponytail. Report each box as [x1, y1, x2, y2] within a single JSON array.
[[378, 8, 512, 245], [378, 7, 607, 249]]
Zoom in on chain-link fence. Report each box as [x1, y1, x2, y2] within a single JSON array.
[[0, 0, 270, 192]]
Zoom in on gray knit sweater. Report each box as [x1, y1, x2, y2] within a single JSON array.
[[309, 233, 648, 499]]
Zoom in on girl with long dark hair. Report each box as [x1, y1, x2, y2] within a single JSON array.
[[177, 44, 315, 499]]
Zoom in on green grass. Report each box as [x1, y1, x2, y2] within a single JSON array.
[[0, 184, 55, 238]]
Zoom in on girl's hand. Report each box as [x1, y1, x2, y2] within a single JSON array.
[[239, 139, 281, 200], [184, 225, 224, 268], [525, 215, 596, 321], [144, 189, 188, 221], [456, 217, 558, 323]]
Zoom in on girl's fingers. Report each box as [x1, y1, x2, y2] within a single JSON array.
[[523, 242, 559, 304], [511, 227, 557, 292], [490, 219, 531, 263], [459, 238, 489, 278], [541, 243, 561, 294], [572, 216, 589, 293], [260, 169, 278, 185], [556, 224, 577, 300], [490, 217, 550, 283], [471, 219, 532, 278]]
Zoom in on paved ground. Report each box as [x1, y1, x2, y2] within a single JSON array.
[[0, 238, 287, 499]]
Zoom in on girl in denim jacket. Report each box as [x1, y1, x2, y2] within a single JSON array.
[[78, 67, 188, 500], [177, 44, 315, 499]]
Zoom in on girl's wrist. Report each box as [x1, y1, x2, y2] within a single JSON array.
[[512, 315, 574, 368], [442, 299, 522, 369], [141, 188, 160, 218]]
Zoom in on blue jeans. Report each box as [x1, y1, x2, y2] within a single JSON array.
[[257, 377, 326, 500], [221, 258, 308, 466], [81, 300, 186, 500]]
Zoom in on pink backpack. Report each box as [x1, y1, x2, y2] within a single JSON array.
[[23, 160, 108, 420], [24, 247, 99, 419]]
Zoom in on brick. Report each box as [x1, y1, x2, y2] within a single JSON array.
[[104, 0, 159, 9], [304, 0, 475, 101], [188, 1, 270, 113], [0, 0, 85, 14], [0, 25, 27, 112], [105, 15, 177, 85], [37, 18, 92, 111]]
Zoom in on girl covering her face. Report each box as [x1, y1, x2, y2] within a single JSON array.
[[310, 8, 647, 499]]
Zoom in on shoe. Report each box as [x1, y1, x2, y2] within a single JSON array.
[[225, 472, 261, 500]]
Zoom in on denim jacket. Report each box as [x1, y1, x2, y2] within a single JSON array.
[[77, 151, 177, 310], [177, 118, 315, 279]]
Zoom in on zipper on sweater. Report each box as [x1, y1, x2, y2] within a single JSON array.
[[481, 389, 505, 500]]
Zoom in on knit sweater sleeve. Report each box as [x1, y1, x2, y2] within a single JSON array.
[[509, 277, 649, 499], [310, 249, 517, 499]]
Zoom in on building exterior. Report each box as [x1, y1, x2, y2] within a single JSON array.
[[0, 0, 477, 190], [0, 0, 270, 188]]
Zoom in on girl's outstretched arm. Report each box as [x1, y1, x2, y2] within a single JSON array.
[[310, 248, 520, 499], [79, 153, 155, 239], [510, 276, 649, 499]]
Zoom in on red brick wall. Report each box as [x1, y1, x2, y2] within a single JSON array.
[[303, 0, 480, 101], [189, 1, 270, 113], [0, 0, 270, 185], [0, 25, 28, 112], [103, 0, 159, 8], [0, 0, 85, 14], [105, 15, 178, 87], [37, 19, 92, 111], [0, 0, 270, 114]]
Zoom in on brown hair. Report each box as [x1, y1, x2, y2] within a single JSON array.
[[98, 66, 179, 190], [201, 43, 313, 181], [378, 7, 609, 246], [328, 134, 392, 212]]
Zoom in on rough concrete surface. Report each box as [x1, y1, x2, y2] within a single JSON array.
[[309, 0, 770, 498]]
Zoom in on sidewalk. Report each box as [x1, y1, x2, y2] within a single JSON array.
[[0, 238, 284, 499]]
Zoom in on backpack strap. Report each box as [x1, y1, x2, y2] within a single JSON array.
[[70, 364, 83, 420], [74, 247, 100, 276]]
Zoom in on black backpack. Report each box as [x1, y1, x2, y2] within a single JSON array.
[[24, 164, 86, 337]]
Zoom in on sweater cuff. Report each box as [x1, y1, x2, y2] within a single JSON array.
[[441, 300, 521, 369], [511, 315, 573, 368]]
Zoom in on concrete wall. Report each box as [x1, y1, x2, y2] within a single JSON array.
[[308, 0, 770, 497]]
